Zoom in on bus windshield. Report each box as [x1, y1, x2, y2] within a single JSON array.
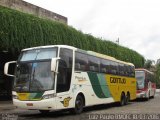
[[14, 48, 57, 92], [135, 71, 145, 90]]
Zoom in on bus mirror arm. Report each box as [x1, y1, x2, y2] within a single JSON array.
[[51, 57, 60, 73], [4, 61, 17, 77]]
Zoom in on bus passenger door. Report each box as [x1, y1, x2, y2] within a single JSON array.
[[55, 48, 74, 110]]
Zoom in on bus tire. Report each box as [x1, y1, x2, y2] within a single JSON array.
[[146, 91, 150, 101], [125, 92, 130, 105], [71, 94, 84, 114], [151, 91, 155, 99], [152, 91, 155, 98], [39, 110, 50, 114], [119, 92, 125, 106]]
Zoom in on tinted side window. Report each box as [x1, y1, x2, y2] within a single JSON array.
[[88, 55, 100, 72], [59, 48, 73, 68], [100, 59, 110, 73], [129, 66, 135, 77], [75, 52, 88, 71], [119, 63, 125, 76], [114, 62, 119, 75], [123, 65, 129, 76], [110, 61, 117, 75]]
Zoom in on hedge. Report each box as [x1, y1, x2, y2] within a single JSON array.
[[0, 6, 145, 67]]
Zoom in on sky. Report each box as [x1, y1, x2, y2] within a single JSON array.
[[24, 0, 160, 61]]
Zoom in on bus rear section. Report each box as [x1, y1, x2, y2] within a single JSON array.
[[135, 69, 156, 100]]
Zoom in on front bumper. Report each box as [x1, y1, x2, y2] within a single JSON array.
[[13, 98, 56, 110], [136, 92, 147, 98]]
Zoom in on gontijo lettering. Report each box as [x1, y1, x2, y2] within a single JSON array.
[[110, 77, 126, 84]]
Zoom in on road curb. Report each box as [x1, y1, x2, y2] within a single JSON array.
[[0, 106, 16, 111], [0, 101, 16, 111]]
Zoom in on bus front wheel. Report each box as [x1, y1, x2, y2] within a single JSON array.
[[71, 95, 84, 114]]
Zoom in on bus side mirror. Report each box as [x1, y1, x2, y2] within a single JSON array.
[[51, 58, 60, 73], [4, 61, 17, 77]]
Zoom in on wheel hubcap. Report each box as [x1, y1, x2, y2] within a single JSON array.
[[76, 100, 82, 109]]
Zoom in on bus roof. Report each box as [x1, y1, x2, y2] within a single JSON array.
[[76, 48, 134, 66], [22, 45, 77, 51], [22, 45, 134, 66], [87, 51, 134, 66], [135, 68, 154, 74]]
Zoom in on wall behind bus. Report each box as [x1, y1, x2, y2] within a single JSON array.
[[0, 0, 67, 24]]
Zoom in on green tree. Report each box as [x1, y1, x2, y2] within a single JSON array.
[[0, 6, 145, 67], [144, 59, 155, 70]]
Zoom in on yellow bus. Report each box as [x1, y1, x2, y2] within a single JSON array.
[[4, 45, 136, 114]]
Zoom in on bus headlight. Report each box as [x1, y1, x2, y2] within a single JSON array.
[[42, 93, 56, 99], [12, 95, 18, 99]]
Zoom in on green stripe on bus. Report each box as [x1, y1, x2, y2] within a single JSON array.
[[87, 72, 106, 98], [29, 92, 43, 100], [97, 74, 111, 98], [33, 92, 43, 99]]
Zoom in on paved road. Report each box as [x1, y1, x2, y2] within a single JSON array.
[[1, 92, 160, 120]]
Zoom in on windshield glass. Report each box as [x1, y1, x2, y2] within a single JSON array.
[[14, 61, 54, 92], [135, 71, 145, 89], [14, 48, 57, 92], [19, 48, 57, 61]]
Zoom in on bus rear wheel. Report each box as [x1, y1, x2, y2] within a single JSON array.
[[125, 93, 130, 105], [71, 95, 84, 114], [146, 91, 150, 101], [119, 93, 125, 106]]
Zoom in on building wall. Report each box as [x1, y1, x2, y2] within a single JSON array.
[[0, 0, 67, 24]]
